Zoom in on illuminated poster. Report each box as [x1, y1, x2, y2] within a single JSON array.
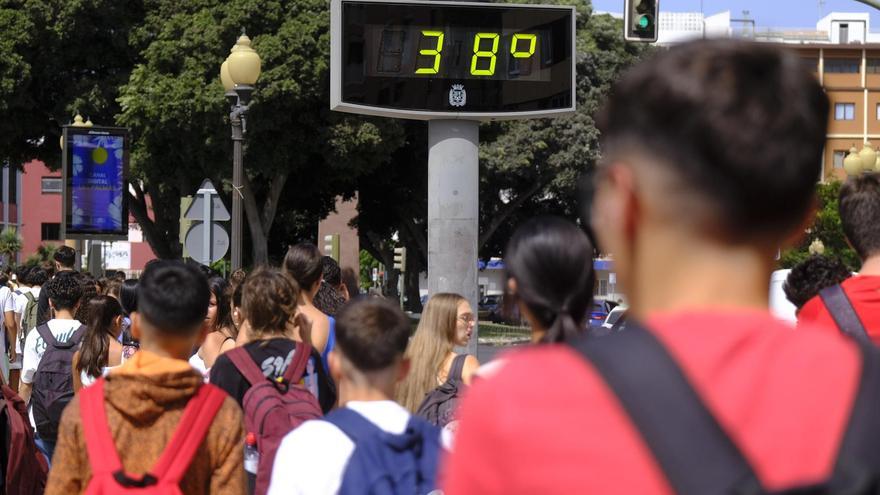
[[63, 127, 129, 240]]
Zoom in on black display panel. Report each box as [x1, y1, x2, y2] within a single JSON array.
[[337, 1, 574, 116]]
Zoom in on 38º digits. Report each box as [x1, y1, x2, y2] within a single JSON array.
[[415, 31, 538, 76]]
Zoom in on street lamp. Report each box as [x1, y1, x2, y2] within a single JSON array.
[[221, 30, 261, 271]]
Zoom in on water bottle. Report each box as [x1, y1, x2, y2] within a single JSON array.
[[306, 358, 319, 399], [244, 432, 259, 494]]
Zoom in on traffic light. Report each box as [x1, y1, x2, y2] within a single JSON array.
[[624, 0, 659, 43], [393, 247, 407, 273], [323, 234, 340, 262]]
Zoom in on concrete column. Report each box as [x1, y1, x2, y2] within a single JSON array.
[[428, 120, 479, 356]]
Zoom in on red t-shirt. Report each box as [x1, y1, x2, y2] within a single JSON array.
[[442, 311, 862, 494], [798, 275, 880, 344]]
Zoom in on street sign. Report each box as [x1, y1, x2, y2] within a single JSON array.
[[185, 222, 230, 264], [184, 180, 231, 221]]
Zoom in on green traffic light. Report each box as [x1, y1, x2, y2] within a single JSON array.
[[637, 15, 651, 30]]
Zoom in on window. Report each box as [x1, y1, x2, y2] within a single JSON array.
[[801, 57, 819, 72], [825, 58, 860, 73], [41, 178, 61, 194], [868, 58, 880, 74], [598, 279, 608, 297], [835, 103, 856, 120], [841, 23, 850, 44], [40, 223, 60, 241], [834, 150, 848, 169]]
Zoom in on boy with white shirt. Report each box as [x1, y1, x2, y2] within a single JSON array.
[[269, 298, 442, 495], [20, 271, 83, 461]]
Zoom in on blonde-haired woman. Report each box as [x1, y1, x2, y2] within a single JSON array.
[[396, 293, 480, 424]]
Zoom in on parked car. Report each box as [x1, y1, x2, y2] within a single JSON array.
[[479, 294, 504, 322], [588, 300, 617, 328], [602, 306, 628, 331]]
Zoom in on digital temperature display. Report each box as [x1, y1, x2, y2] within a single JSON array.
[[331, 0, 575, 119]]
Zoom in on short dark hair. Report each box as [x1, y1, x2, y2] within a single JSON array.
[[505, 217, 594, 343], [840, 174, 880, 259], [137, 261, 209, 335], [15, 265, 31, 286], [322, 257, 342, 287], [54, 246, 77, 269], [240, 267, 298, 336], [284, 243, 324, 290], [341, 267, 360, 298], [597, 40, 828, 239], [44, 271, 83, 312], [783, 255, 852, 310], [334, 297, 411, 372], [28, 268, 49, 287]]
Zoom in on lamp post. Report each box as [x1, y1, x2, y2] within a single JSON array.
[[221, 30, 261, 271]]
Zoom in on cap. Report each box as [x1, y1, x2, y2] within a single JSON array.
[[246, 432, 256, 446]]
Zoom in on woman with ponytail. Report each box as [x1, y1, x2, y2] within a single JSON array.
[[72, 295, 125, 391], [504, 216, 595, 344]]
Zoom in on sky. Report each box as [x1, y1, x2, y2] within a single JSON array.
[[590, 0, 880, 29]]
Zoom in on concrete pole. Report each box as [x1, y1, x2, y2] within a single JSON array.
[[231, 112, 244, 271], [427, 120, 480, 356]]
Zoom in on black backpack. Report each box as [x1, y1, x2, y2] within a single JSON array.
[[31, 324, 85, 442], [416, 354, 468, 427], [572, 322, 880, 494], [819, 284, 873, 344]]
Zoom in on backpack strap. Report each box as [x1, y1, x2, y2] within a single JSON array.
[[820, 284, 871, 344], [570, 323, 763, 495], [225, 346, 267, 386], [828, 344, 880, 490], [34, 324, 58, 349], [447, 354, 468, 384], [283, 342, 313, 383], [149, 384, 227, 483], [80, 379, 226, 486], [80, 379, 124, 477], [325, 407, 383, 443]]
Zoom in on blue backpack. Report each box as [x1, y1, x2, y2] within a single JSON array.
[[325, 407, 442, 495]]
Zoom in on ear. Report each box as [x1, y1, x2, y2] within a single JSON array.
[[397, 357, 411, 383], [131, 312, 142, 341]]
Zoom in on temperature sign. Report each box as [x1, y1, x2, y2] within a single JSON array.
[[331, 0, 575, 119]]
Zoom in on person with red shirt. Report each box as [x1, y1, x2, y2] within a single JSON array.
[[799, 175, 880, 343], [442, 40, 880, 494]]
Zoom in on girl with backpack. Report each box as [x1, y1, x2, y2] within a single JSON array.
[[210, 267, 335, 495], [189, 276, 236, 376], [396, 293, 480, 426], [72, 296, 125, 392]]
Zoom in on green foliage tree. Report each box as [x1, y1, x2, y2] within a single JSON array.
[[0, 227, 23, 266], [117, 0, 403, 263], [780, 180, 860, 272]]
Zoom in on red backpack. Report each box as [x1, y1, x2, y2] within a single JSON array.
[[2, 382, 48, 495], [80, 379, 227, 494], [226, 343, 323, 495]]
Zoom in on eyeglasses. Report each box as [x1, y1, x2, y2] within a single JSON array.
[[458, 314, 476, 324]]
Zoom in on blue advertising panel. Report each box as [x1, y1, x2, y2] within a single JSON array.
[[61, 126, 129, 240]]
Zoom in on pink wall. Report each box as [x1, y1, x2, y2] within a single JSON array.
[[20, 160, 156, 271]]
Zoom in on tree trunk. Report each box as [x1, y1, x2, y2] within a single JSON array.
[[128, 182, 178, 259], [239, 168, 289, 267], [478, 177, 550, 250]]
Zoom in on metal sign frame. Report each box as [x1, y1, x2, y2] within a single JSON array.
[[330, 0, 577, 121], [61, 125, 130, 241]]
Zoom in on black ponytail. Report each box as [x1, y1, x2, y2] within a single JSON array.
[[77, 295, 124, 378], [505, 216, 595, 344]]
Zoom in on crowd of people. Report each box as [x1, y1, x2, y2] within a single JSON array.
[[1, 39, 880, 494]]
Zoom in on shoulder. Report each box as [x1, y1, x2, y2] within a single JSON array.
[[277, 419, 354, 465], [459, 354, 481, 385]]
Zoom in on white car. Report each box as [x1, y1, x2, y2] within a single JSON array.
[[602, 306, 628, 330]]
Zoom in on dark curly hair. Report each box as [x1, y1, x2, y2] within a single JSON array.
[[44, 272, 84, 312], [783, 255, 852, 310]]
